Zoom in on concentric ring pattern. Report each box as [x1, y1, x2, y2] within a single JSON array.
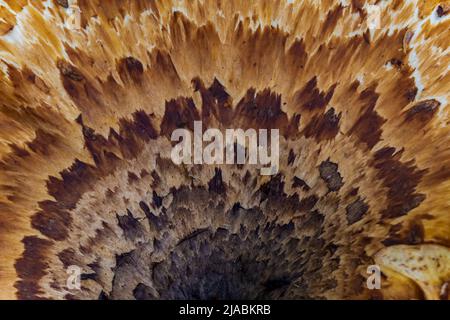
[[0, 0, 449, 300]]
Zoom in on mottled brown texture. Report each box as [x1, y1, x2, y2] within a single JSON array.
[[0, 0, 448, 300]]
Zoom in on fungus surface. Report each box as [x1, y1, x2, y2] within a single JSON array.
[[0, 0, 449, 300]]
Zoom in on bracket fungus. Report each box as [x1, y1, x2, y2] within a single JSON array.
[[0, 0, 449, 300]]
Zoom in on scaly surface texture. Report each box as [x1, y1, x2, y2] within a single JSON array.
[[0, 0, 449, 299]]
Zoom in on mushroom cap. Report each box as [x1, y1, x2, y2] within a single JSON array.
[[0, 0, 449, 300]]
